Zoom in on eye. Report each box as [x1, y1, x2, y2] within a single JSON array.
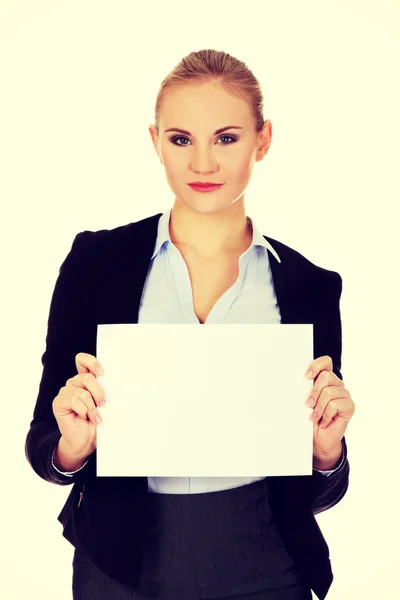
[[171, 136, 190, 146], [218, 135, 236, 144], [170, 135, 237, 146]]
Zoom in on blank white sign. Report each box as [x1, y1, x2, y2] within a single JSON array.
[[96, 324, 314, 477]]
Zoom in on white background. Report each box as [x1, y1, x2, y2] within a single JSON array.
[[1, 1, 399, 598]]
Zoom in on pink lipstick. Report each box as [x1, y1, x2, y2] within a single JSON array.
[[188, 182, 224, 192]]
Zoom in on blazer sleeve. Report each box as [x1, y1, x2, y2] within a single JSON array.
[[25, 231, 95, 486], [309, 270, 351, 514]]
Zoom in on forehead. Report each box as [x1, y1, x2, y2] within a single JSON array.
[[160, 81, 252, 128]]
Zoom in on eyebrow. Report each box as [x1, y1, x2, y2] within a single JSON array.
[[164, 126, 243, 135]]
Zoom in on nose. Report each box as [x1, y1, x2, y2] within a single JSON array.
[[190, 146, 218, 175]]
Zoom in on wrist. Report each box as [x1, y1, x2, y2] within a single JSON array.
[[54, 437, 93, 472], [313, 440, 343, 471]]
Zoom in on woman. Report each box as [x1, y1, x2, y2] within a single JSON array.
[[25, 49, 355, 600]]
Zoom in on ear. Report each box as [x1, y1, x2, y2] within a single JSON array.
[[255, 120, 272, 162], [149, 125, 157, 150], [149, 125, 163, 164]]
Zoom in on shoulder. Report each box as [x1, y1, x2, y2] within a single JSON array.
[[264, 235, 342, 295], [64, 212, 163, 264]]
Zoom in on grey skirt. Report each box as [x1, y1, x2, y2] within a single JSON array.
[[72, 477, 312, 600]]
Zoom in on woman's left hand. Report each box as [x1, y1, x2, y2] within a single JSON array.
[[305, 356, 355, 459]]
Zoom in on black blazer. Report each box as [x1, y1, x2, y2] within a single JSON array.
[[25, 212, 350, 600]]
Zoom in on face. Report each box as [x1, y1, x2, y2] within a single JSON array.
[[149, 80, 272, 215]]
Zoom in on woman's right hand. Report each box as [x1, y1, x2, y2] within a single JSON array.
[[52, 352, 105, 457]]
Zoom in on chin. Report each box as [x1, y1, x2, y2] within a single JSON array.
[[176, 200, 235, 215], [172, 190, 244, 214]]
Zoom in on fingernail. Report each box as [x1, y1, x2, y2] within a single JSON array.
[[307, 397, 314, 407], [96, 367, 103, 376], [306, 370, 313, 379], [98, 398, 105, 407], [95, 415, 102, 424]]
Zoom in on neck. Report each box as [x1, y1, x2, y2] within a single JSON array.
[[169, 199, 253, 259]]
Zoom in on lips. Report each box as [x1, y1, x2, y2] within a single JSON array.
[[188, 183, 224, 192]]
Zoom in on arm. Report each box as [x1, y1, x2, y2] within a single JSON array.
[[311, 436, 350, 514], [309, 271, 350, 513], [25, 231, 95, 486]]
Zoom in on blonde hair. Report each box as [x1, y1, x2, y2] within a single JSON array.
[[154, 49, 265, 134]]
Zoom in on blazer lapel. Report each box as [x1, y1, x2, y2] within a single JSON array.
[[96, 213, 162, 328], [266, 241, 312, 327]]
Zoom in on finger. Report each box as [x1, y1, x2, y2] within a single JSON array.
[[75, 352, 104, 377], [305, 355, 333, 380], [319, 394, 355, 428], [55, 384, 102, 425], [70, 395, 92, 421], [318, 400, 339, 429], [310, 389, 351, 427], [68, 372, 106, 407], [53, 387, 100, 425], [318, 396, 354, 429], [70, 388, 102, 425], [305, 369, 343, 408]]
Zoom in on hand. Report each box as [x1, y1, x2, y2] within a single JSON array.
[[305, 355, 355, 459], [52, 352, 105, 457]]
